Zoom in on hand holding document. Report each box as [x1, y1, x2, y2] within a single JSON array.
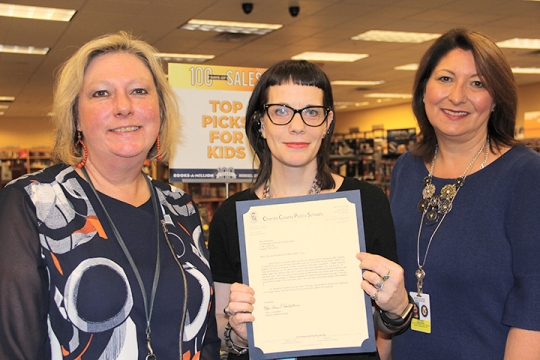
[[236, 190, 376, 360]]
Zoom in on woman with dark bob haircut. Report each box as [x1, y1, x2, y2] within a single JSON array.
[[390, 28, 540, 359], [209, 60, 414, 360], [245, 60, 337, 192]]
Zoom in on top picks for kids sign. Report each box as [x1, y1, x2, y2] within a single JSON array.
[[168, 64, 265, 181]]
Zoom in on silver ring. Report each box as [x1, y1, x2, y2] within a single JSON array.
[[374, 281, 384, 290], [224, 307, 235, 317], [371, 292, 378, 301], [382, 270, 391, 282]]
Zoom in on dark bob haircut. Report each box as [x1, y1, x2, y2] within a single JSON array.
[[245, 60, 336, 191], [411, 28, 520, 162]]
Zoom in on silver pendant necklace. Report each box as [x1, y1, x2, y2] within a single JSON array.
[[262, 176, 321, 199], [415, 137, 489, 295]]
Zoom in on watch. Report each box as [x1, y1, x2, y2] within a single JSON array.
[[379, 294, 415, 331]]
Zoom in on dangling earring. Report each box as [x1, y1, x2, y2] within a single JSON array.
[[156, 135, 163, 162], [75, 130, 88, 169]]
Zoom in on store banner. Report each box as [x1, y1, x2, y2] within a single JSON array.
[[168, 64, 265, 182]]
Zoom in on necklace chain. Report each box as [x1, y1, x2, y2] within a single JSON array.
[[262, 176, 321, 199], [415, 137, 489, 295]]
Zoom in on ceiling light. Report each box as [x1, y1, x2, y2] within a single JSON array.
[[331, 80, 384, 86], [496, 38, 540, 49], [155, 52, 215, 63], [0, 3, 76, 21], [394, 63, 419, 71], [0, 96, 15, 102], [364, 93, 412, 99], [352, 30, 441, 43], [0, 44, 49, 55], [334, 101, 370, 109], [0, 112, 4, 115], [511, 67, 540, 74], [0, 104, 8, 109], [181, 19, 282, 35], [292, 52, 368, 62]]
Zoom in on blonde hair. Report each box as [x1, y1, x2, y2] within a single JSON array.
[[51, 31, 180, 165]]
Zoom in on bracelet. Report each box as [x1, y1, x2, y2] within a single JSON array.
[[224, 322, 248, 356], [378, 294, 415, 332]]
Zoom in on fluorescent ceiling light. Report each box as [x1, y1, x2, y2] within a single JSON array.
[[0, 3, 75, 21], [364, 93, 412, 99], [496, 38, 540, 49], [352, 30, 441, 43], [394, 63, 419, 71], [331, 80, 384, 86], [0, 44, 49, 55], [0, 96, 15, 102], [292, 52, 368, 62], [0, 112, 4, 115], [0, 104, 8, 109], [155, 52, 215, 63], [512, 67, 540, 74], [334, 101, 369, 109], [181, 19, 282, 35]]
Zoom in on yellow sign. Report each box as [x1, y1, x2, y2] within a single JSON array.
[[169, 64, 265, 182]]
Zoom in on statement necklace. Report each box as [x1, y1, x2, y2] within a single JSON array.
[[415, 137, 489, 295], [262, 176, 321, 199]]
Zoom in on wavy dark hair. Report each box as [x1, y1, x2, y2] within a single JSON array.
[[411, 28, 520, 162], [245, 60, 336, 191]]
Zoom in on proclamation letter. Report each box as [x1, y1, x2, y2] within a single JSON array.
[[236, 190, 376, 360]]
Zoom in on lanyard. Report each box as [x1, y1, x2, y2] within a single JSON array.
[[81, 167, 161, 359]]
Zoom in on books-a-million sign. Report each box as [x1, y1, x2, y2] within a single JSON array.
[[168, 64, 265, 182]]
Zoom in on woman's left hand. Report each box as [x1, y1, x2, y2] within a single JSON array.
[[357, 252, 409, 316]]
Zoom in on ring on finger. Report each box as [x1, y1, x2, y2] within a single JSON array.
[[382, 270, 391, 282], [224, 307, 235, 317], [374, 281, 384, 290], [371, 292, 379, 301]]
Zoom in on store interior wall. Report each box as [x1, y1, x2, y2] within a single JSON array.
[[1, 82, 540, 149], [334, 103, 417, 135], [0, 117, 54, 149]]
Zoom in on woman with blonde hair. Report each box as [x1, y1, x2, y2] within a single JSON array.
[[0, 31, 220, 359]]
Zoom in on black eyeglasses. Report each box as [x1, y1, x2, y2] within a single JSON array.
[[264, 104, 331, 127]]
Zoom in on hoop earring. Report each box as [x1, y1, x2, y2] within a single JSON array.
[[75, 131, 88, 169], [156, 135, 163, 162]]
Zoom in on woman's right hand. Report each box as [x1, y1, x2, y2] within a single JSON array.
[[225, 282, 256, 344]]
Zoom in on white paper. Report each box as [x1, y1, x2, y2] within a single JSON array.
[[237, 192, 375, 358]]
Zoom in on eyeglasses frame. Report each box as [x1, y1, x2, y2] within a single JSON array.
[[263, 103, 331, 127]]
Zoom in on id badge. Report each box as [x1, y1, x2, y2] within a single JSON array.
[[410, 292, 431, 333]]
